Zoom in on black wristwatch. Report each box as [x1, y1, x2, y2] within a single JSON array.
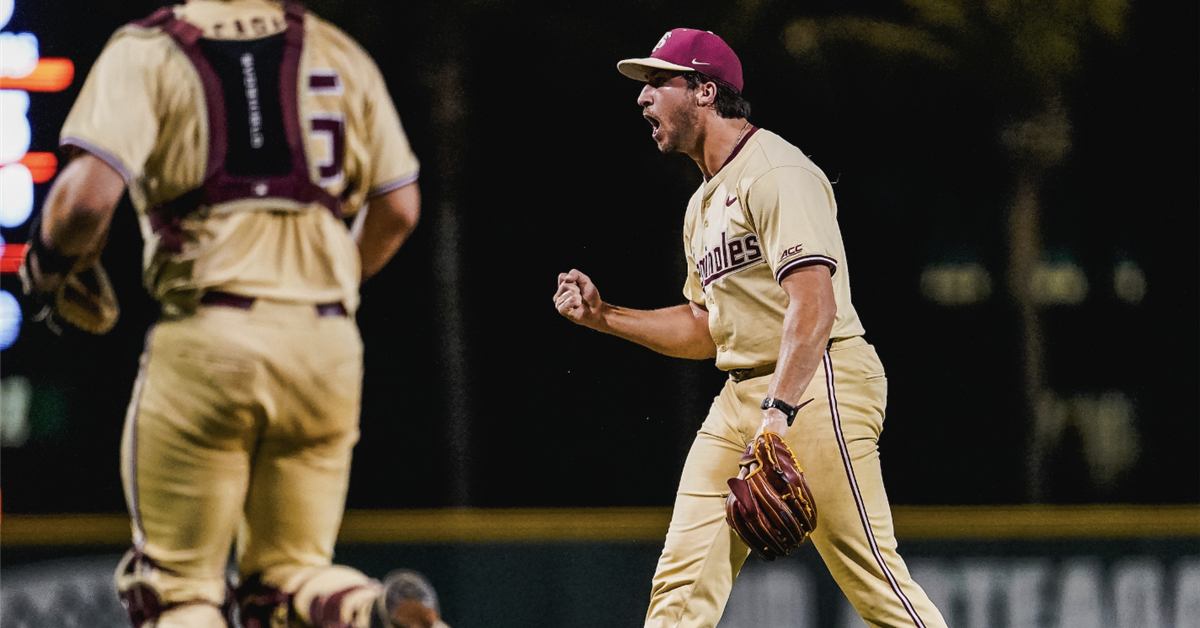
[[761, 397, 814, 426], [761, 397, 800, 426]]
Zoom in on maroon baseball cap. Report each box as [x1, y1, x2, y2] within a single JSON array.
[[618, 28, 743, 92]]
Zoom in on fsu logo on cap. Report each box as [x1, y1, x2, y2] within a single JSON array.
[[653, 31, 672, 52]]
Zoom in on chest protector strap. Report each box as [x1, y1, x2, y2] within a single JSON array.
[[136, 2, 342, 252]]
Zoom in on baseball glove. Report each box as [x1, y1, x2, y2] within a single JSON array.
[[20, 239, 120, 335], [725, 431, 817, 561]]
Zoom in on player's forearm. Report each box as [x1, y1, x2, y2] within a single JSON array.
[[357, 219, 414, 281], [767, 298, 834, 404], [767, 268, 837, 405], [40, 154, 124, 260], [358, 183, 420, 281], [597, 302, 717, 360]]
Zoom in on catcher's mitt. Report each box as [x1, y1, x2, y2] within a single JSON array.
[[20, 237, 119, 335], [725, 431, 817, 561]]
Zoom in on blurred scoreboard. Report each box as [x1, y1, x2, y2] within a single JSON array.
[[0, 0, 76, 459], [0, 0, 74, 350]]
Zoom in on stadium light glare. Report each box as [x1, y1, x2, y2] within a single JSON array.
[[0, 58, 74, 92], [0, 242, 26, 273], [0, 163, 33, 227], [0, 0, 64, 354], [0, 89, 31, 163], [0, 289, 21, 350], [0, 32, 38, 78]]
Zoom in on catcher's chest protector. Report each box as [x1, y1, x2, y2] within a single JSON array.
[[136, 2, 341, 252]]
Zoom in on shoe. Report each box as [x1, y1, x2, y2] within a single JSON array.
[[372, 569, 448, 628]]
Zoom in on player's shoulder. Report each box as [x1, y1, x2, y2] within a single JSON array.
[[104, 3, 175, 38], [303, 10, 382, 74], [89, 10, 181, 67], [304, 11, 359, 52], [743, 129, 831, 188], [746, 130, 817, 171]]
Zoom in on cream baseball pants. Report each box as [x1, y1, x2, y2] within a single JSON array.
[[118, 299, 383, 627], [645, 337, 948, 628]]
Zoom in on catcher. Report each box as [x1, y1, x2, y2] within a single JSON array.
[[23, 1, 450, 627]]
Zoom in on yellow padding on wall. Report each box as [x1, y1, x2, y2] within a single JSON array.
[[2, 505, 1197, 546]]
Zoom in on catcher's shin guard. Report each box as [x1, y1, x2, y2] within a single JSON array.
[[115, 548, 235, 627], [239, 573, 379, 628], [118, 581, 165, 628], [236, 574, 294, 628]]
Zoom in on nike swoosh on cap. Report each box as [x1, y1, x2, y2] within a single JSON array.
[[692, 59, 711, 65]]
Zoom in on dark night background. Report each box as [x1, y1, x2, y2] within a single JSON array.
[[0, 0, 1196, 514]]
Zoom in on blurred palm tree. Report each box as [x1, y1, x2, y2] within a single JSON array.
[[733, 0, 1128, 501]]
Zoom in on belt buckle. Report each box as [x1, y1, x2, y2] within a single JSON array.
[[315, 302, 348, 318]]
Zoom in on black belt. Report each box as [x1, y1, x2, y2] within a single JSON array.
[[729, 362, 776, 383], [727, 339, 848, 382], [200, 291, 347, 318]]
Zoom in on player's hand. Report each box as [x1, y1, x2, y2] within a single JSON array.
[[754, 408, 790, 442], [737, 411, 789, 486], [736, 462, 755, 481], [19, 235, 70, 335], [554, 269, 607, 330]]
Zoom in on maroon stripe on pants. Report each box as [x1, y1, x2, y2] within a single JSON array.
[[823, 349, 927, 628], [125, 326, 157, 550]]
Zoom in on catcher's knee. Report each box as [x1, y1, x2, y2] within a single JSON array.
[[115, 548, 234, 627]]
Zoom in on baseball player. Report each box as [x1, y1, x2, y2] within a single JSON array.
[[21, 1, 449, 627], [554, 29, 949, 628]]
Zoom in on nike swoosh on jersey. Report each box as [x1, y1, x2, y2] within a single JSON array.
[[692, 59, 711, 65], [726, 195, 737, 206]]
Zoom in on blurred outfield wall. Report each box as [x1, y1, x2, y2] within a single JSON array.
[[3, 506, 1197, 628]]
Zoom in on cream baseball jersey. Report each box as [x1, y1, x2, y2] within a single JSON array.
[[682, 127, 866, 371], [59, 0, 419, 313]]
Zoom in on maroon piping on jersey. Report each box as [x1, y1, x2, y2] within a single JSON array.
[[776, 254, 839, 283], [725, 125, 758, 167], [705, 125, 759, 182], [823, 349, 928, 628], [136, 2, 341, 253]]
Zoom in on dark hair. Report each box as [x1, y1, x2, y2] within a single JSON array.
[[683, 72, 751, 120]]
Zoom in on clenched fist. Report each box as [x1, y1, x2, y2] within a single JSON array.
[[553, 269, 607, 330]]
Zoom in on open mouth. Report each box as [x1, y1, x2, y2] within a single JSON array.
[[644, 112, 661, 139]]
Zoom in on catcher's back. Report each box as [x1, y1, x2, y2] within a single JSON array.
[[58, 0, 420, 315]]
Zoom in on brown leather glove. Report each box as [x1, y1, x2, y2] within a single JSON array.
[[725, 431, 818, 561], [19, 228, 119, 335]]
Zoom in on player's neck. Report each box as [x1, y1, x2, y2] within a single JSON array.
[[693, 116, 751, 180]]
